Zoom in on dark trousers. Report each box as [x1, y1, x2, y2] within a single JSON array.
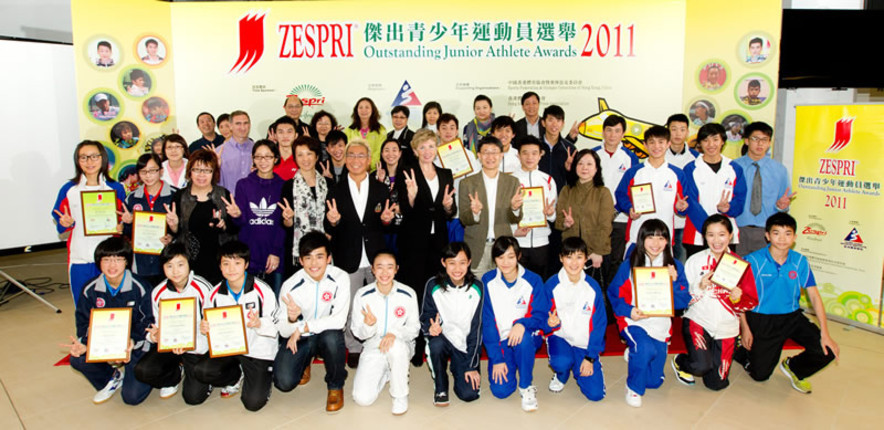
[[604, 222, 628, 290], [520, 245, 549, 279], [192, 354, 273, 411], [274, 329, 347, 392], [427, 335, 479, 402], [677, 318, 736, 391], [737, 310, 836, 381], [69, 348, 151, 405], [134, 347, 211, 404]]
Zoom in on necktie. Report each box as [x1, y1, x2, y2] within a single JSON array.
[[750, 162, 762, 215]]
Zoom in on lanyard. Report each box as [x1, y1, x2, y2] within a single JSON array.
[[144, 181, 163, 211]]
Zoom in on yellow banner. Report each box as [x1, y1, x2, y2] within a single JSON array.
[[793, 105, 884, 327], [71, 0, 780, 175]]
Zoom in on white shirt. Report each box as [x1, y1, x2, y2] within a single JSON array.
[[347, 174, 371, 268], [481, 171, 499, 240], [427, 174, 439, 234], [499, 148, 521, 174], [594, 143, 637, 223], [665, 146, 697, 229]]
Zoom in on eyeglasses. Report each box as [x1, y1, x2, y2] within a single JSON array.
[[192, 168, 213, 175], [253, 155, 276, 161], [139, 168, 160, 176], [749, 136, 771, 143], [102, 256, 127, 265], [346, 153, 369, 159], [166, 145, 184, 151], [78, 154, 101, 162]]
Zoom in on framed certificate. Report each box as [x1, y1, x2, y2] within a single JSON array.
[[436, 139, 474, 179], [132, 211, 167, 255], [630, 183, 656, 215], [158, 297, 197, 352], [518, 187, 547, 228], [204, 305, 248, 358], [81, 190, 118, 236], [710, 253, 750, 291], [632, 267, 674, 317], [86, 307, 132, 363]]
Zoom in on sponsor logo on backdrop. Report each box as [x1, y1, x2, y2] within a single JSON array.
[[391, 80, 422, 107], [231, 11, 267, 73], [288, 84, 325, 107], [841, 227, 866, 250], [278, 22, 355, 59], [802, 223, 827, 241], [826, 117, 854, 153]]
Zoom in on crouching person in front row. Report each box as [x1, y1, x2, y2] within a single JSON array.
[[421, 242, 484, 406], [65, 236, 153, 405], [545, 237, 608, 402], [273, 231, 350, 412], [481, 236, 549, 412], [350, 251, 420, 415], [134, 242, 214, 403], [193, 240, 278, 411]]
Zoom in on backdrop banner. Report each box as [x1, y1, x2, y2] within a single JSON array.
[[792, 105, 884, 328], [72, 0, 781, 177]]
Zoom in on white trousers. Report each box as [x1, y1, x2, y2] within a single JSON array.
[[351, 338, 412, 406]]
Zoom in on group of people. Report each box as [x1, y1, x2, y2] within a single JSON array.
[[52, 92, 839, 415]]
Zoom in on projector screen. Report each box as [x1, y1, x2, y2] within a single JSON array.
[[0, 39, 78, 250]]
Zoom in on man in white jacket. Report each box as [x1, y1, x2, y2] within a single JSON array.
[[350, 251, 420, 415], [273, 231, 350, 412]]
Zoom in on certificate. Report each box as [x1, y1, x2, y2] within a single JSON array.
[[436, 139, 474, 179], [204, 305, 248, 358], [630, 183, 656, 215], [132, 211, 167, 255], [632, 267, 674, 317], [158, 297, 197, 352], [86, 308, 132, 363], [518, 187, 547, 228], [81, 190, 118, 236], [710, 253, 750, 291]]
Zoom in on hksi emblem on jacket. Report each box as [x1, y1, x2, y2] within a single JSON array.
[[515, 296, 528, 309], [322, 291, 333, 302], [394, 306, 406, 318]]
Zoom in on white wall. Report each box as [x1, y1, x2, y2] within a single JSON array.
[[0, 0, 72, 43]]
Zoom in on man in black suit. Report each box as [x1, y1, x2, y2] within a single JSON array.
[[514, 92, 544, 149], [325, 139, 395, 367], [386, 106, 416, 166]]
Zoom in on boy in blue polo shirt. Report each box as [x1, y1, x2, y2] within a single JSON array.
[[734, 213, 839, 393]]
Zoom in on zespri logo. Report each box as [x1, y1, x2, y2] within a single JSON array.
[[230, 11, 267, 73], [825, 117, 854, 153], [289, 84, 325, 107]]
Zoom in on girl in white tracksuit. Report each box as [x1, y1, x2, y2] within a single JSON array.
[[350, 252, 420, 415]]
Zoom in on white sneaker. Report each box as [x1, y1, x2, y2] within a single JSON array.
[[625, 387, 642, 408], [159, 384, 179, 399], [160, 366, 183, 399], [93, 367, 125, 404], [392, 396, 408, 415], [519, 385, 538, 412], [548, 375, 565, 393], [221, 373, 244, 399]]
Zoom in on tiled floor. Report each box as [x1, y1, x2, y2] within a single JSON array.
[[1, 248, 882, 429]]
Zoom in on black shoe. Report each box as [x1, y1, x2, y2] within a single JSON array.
[[347, 352, 360, 369], [411, 351, 424, 367], [733, 347, 749, 371], [433, 391, 450, 407]]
